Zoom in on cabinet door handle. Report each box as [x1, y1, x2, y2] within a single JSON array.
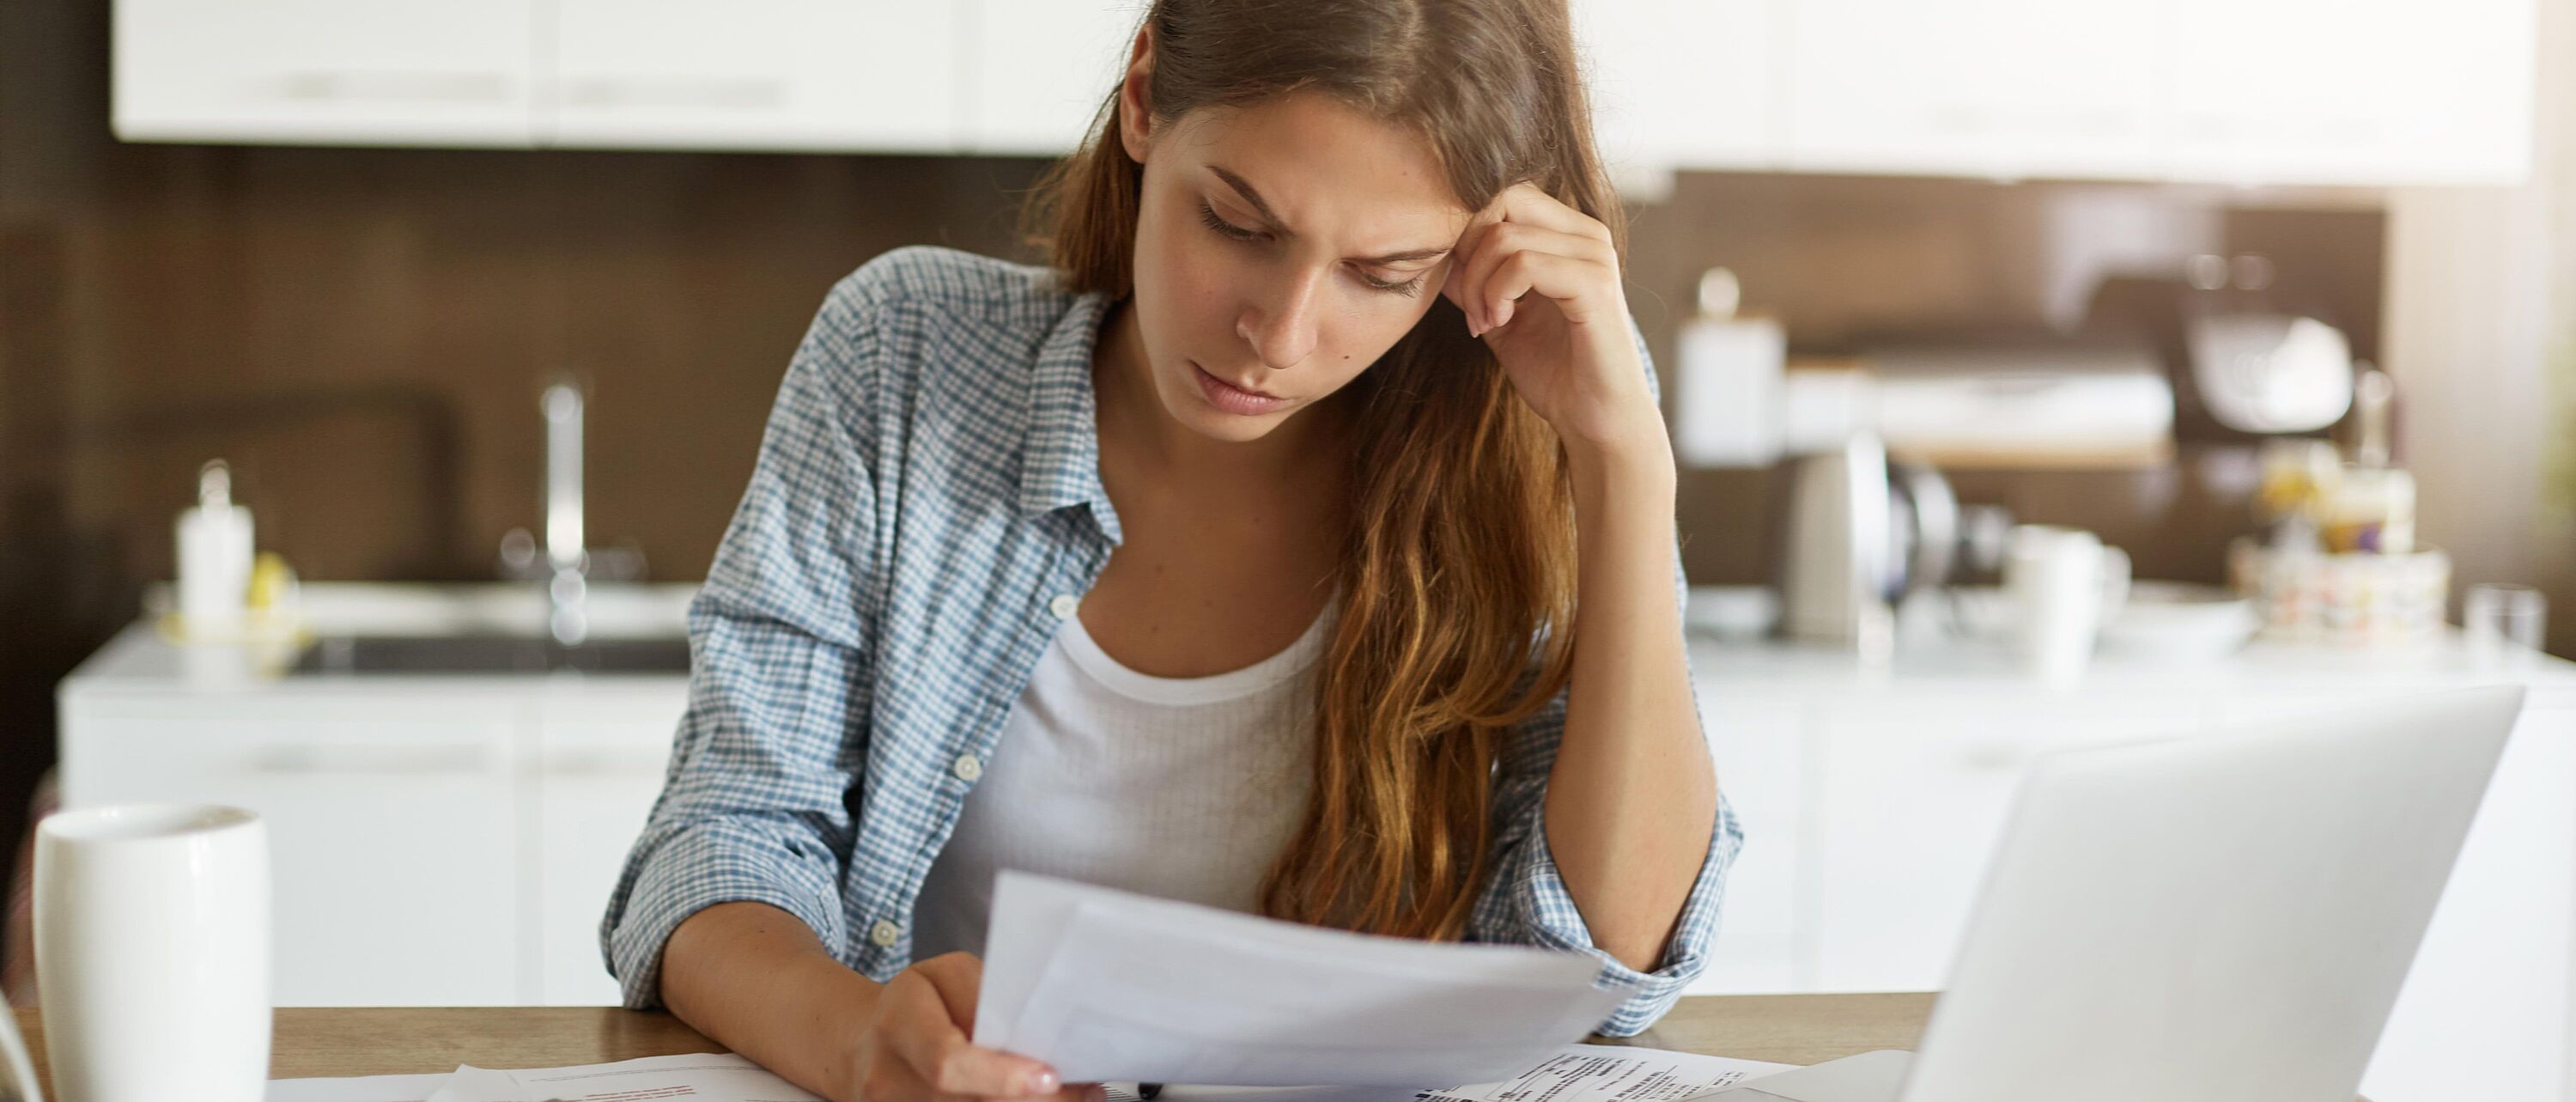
[[561, 76, 787, 111], [540, 747, 669, 777], [251, 744, 497, 776], [1956, 740, 2036, 770], [272, 71, 516, 105]]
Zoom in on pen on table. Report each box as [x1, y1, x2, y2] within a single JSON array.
[[1141, 1085, 1163, 1099]]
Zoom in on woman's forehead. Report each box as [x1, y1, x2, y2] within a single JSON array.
[[1173, 95, 1476, 243]]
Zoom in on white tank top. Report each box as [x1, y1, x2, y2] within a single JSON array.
[[910, 590, 1338, 959]]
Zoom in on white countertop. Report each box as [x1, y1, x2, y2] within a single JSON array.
[[63, 582, 699, 697], [67, 580, 2576, 706]]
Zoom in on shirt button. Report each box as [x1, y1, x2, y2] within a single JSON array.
[[869, 920, 901, 948], [952, 754, 984, 782], [1048, 594, 1079, 620]]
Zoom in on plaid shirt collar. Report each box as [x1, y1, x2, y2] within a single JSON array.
[[1014, 285, 1125, 547]]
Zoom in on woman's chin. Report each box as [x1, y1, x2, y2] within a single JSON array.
[[1176, 404, 1288, 443]]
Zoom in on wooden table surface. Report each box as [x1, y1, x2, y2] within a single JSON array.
[[9, 994, 1938, 1093]]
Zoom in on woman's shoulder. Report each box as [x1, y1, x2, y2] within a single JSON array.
[[800, 246, 1084, 408], [824, 245, 1074, 338]]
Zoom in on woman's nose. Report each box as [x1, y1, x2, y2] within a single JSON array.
[[1237, 267, 1324, 371]]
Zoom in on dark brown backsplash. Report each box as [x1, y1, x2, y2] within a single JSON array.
[[15, 143, 1064, 586]]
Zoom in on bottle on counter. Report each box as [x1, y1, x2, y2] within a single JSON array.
[[175, 459, 254, 639], [1671, 266, 1787, 467]]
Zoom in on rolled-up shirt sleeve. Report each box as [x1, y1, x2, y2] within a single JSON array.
[[1463, 312, 1745, 1037], [1465, 542, 1743, 1037], [599, 273, 884, 1010]]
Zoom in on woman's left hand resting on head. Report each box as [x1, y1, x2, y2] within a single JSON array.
[[1442, 181, 1662, 455]]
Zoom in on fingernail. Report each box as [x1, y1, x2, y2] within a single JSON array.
[[1026, 1069, 1060, 1093]]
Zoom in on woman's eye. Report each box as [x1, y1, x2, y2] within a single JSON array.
[[1361, 271, 1425, 297], [1196, 201, 1261, 242], [1198, 200, 1420, 297]]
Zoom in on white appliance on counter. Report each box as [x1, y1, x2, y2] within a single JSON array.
[[1859, 338, 2176, 469]]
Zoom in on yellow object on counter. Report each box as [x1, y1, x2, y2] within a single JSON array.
[[157, 551, 311, 653], [248, 551, 299, 611]]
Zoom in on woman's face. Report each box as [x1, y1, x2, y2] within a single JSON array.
[[1117, 84, 1476, 445]]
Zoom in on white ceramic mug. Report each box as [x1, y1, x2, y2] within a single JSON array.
[[2005, 525, 2132, 682], [35, 805, 270, 1102]]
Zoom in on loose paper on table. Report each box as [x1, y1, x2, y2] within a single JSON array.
[[975, 871, 1639, 1087]]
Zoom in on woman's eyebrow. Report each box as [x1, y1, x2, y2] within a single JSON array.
[[1209, 165, 1455, 265]]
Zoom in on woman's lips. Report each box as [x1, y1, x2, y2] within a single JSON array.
[[1194, 362, 1289, 416]]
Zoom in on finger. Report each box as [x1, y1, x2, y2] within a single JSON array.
[[1454, 223, 1617, 334], [1490, 180, 1613, 244], [933, 1041, 1066, 1098], [1445, 184, 1607, 333], [1441, 217, 1497, 327], [1444, 220, 1522, 336], [873, 975, 1030, 1099], [911, 959, 1067, 1098], [1481, 248, 1618, 332]]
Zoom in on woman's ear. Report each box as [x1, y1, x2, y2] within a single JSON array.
[[1116, 25, 1156, 162]]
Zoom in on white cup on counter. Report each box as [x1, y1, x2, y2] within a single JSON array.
[[2005, 525, 2131, 683], [35, 804, 271, 1102]]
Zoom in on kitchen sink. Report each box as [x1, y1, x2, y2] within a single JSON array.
[[289, 634, 694, 676]]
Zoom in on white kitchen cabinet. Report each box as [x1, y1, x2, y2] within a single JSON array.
[[533, 687, 687, 1005], [1782, 0, 2166, 180], [59, 694, 528, 1006], [113, 0, 539, 147], [960, 0, 1144, 156], [1572, 0, 1778, 174], [59, 655, 690, 1008], [1692, 695, 1803, 994], [112, 0, 2534, 186], [546, 0, 961, 152], [1806, 690, 2206, 993], [59, 586, 702, 1008], [2357, 697, 2576, 1102], [2165, 0, 2537, 186]]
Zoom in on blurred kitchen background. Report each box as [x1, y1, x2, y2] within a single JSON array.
[[6, 3, 2576, 1089]]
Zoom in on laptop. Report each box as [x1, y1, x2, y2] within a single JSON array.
[[1712, 684, 2524, 1102]]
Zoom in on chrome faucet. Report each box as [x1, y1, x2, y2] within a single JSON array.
[[500, 377, 645, 646], [540, 381, 588, 645]]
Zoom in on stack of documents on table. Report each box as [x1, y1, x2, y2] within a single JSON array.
[[268, 1045, 1791, 1102]]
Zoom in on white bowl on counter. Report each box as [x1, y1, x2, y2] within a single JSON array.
[[2098, 581, 2261, 661]]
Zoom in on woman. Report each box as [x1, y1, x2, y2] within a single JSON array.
[[600, 2, 1741, 1099]]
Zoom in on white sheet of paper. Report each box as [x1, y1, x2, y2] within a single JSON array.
[[420, 1052, 821, 1102], [266, 1074, 453, 1102], [975, 872, 1636, 1087]]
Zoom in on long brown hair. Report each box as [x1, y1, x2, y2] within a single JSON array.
[[1021, 0, 1625, 941]]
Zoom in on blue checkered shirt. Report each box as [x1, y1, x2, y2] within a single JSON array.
[[599, 245, 1744, 1037]]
